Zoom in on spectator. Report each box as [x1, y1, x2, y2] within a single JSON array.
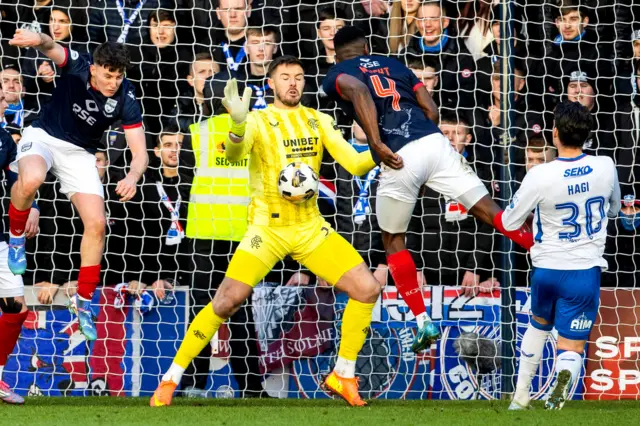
[[407, 56, 439, 97], [457, 0, 495, 61], [564, 70, 615, 159], [208, 27, 279, 114], [88, 0, 168, 64], [486, 61, 526, 131], [171, 53, 219, 133], [240, 27, 278, 82], [0, 63, 36, 132], [303, 7, 347, 112], [137, 125, 192, 291], [139, 9, 191, 137], [511, 111, 554, 183], [406, 1, 492, 112], [184, 112, 264, 397], [415, 112, 496, 295], [21, 2, 88, 116], [212, 0, 251, 75], [525, 138, 558, 173], [616, 64, 640, 189], [387, 0, 420, 55], [528, 0, 613, 113], [604, 187, 640, 288]]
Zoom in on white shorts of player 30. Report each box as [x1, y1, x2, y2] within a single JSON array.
[[376, 133, 488, 233], [11, 126, 104, 199], [0, 241, 24, 297]]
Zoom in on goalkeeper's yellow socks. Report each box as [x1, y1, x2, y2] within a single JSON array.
[[162, 302, 226, 384], [335, 299, 375, 378]]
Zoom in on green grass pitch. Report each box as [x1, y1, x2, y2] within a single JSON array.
[[2, 398, 639, 426]]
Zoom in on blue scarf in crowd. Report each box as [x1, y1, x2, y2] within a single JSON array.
[[620, 195, 640, 232], [350, 141, 380, 226], [620, 211, 640, 232], [248, 82, 269, 110], [1, 102, 24, 128], [553, 30, 586, 45], [420, 29, 449, 53]]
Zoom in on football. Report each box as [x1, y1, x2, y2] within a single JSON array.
[[277, 162, 319, 204]]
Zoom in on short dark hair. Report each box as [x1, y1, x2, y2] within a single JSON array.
[[246, 26, 281, 43], [406, 56, 439, 71], [193, 52, 213, 63], [317, 7, 348, 28], [440, 111, 471, 131], [526, 137, 551, 152], [158, 123, 182, 147], [149, 9, 177, 24], [267, 55, 303, 77], [557, 0, 588, 19], [93, 42, 131, 73], [333, 26, 366, 52], [554, 100, 593, 148]]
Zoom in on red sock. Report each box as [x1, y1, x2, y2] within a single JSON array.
[[387, 250, 426, 317], [493, 211, 534, 250], [77, 265, 102, 300], [9, 203, 30, 237], [0, 310, 28, 366]]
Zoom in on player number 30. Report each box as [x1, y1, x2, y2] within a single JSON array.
[[554, 196, 606, 240]]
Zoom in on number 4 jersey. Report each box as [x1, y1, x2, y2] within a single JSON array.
[[322, 55, 440, 161], [502, 153, 621, 270]]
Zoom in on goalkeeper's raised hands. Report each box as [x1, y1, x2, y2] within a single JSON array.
[[222, 78, 252, 125]]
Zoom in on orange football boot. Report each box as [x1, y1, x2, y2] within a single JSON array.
[[323, 371, 367, 407], [150, 380, 178, 407]]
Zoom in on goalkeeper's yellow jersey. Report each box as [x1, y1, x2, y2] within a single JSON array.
[[225, 104, 375, 227]]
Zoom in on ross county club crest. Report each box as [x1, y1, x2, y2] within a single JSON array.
[[105, 99, 118, 114]]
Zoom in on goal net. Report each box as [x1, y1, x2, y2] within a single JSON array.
[[0, 0, 638, 400]]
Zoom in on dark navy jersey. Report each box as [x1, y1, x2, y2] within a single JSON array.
[[32, 48, 143, 153], [323, 55, 440, 162]]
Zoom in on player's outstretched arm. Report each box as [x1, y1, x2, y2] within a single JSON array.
[[320, 115, 376, 176], [116, 126, 149, 202], [9, 29, 66, 66], [222, 79, 254, 161], [499, 171, 542, 233], [335, 74, 403, 170], [415, 85, 439, 124]]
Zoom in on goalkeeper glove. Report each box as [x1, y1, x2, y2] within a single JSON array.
[[222, 78, 252, 137]]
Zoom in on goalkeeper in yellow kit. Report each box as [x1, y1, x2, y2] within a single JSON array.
[[151, 56, 387, 407]]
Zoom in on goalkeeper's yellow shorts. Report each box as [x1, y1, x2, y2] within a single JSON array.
[[226, 216, 364, 287]]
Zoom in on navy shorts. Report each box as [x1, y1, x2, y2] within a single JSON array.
[[530, 266, 600, 340]]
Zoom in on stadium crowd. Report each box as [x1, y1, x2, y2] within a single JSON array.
[[0, 0, 639, 396]]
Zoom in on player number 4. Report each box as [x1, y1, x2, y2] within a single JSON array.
[[370, 75, 401, 112], [554, 196, 605, 240]]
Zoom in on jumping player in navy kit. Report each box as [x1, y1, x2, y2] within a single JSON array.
[[7, 29, 149, 341], [323, 26, 534, 352]]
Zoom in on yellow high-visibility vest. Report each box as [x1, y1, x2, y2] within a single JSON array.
[[186, 114, 250, 241]]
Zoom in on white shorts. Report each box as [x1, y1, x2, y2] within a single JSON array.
[[0, 242, 24, 298], [11, 126, 104, 198], [376, 133, 488, 233]]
